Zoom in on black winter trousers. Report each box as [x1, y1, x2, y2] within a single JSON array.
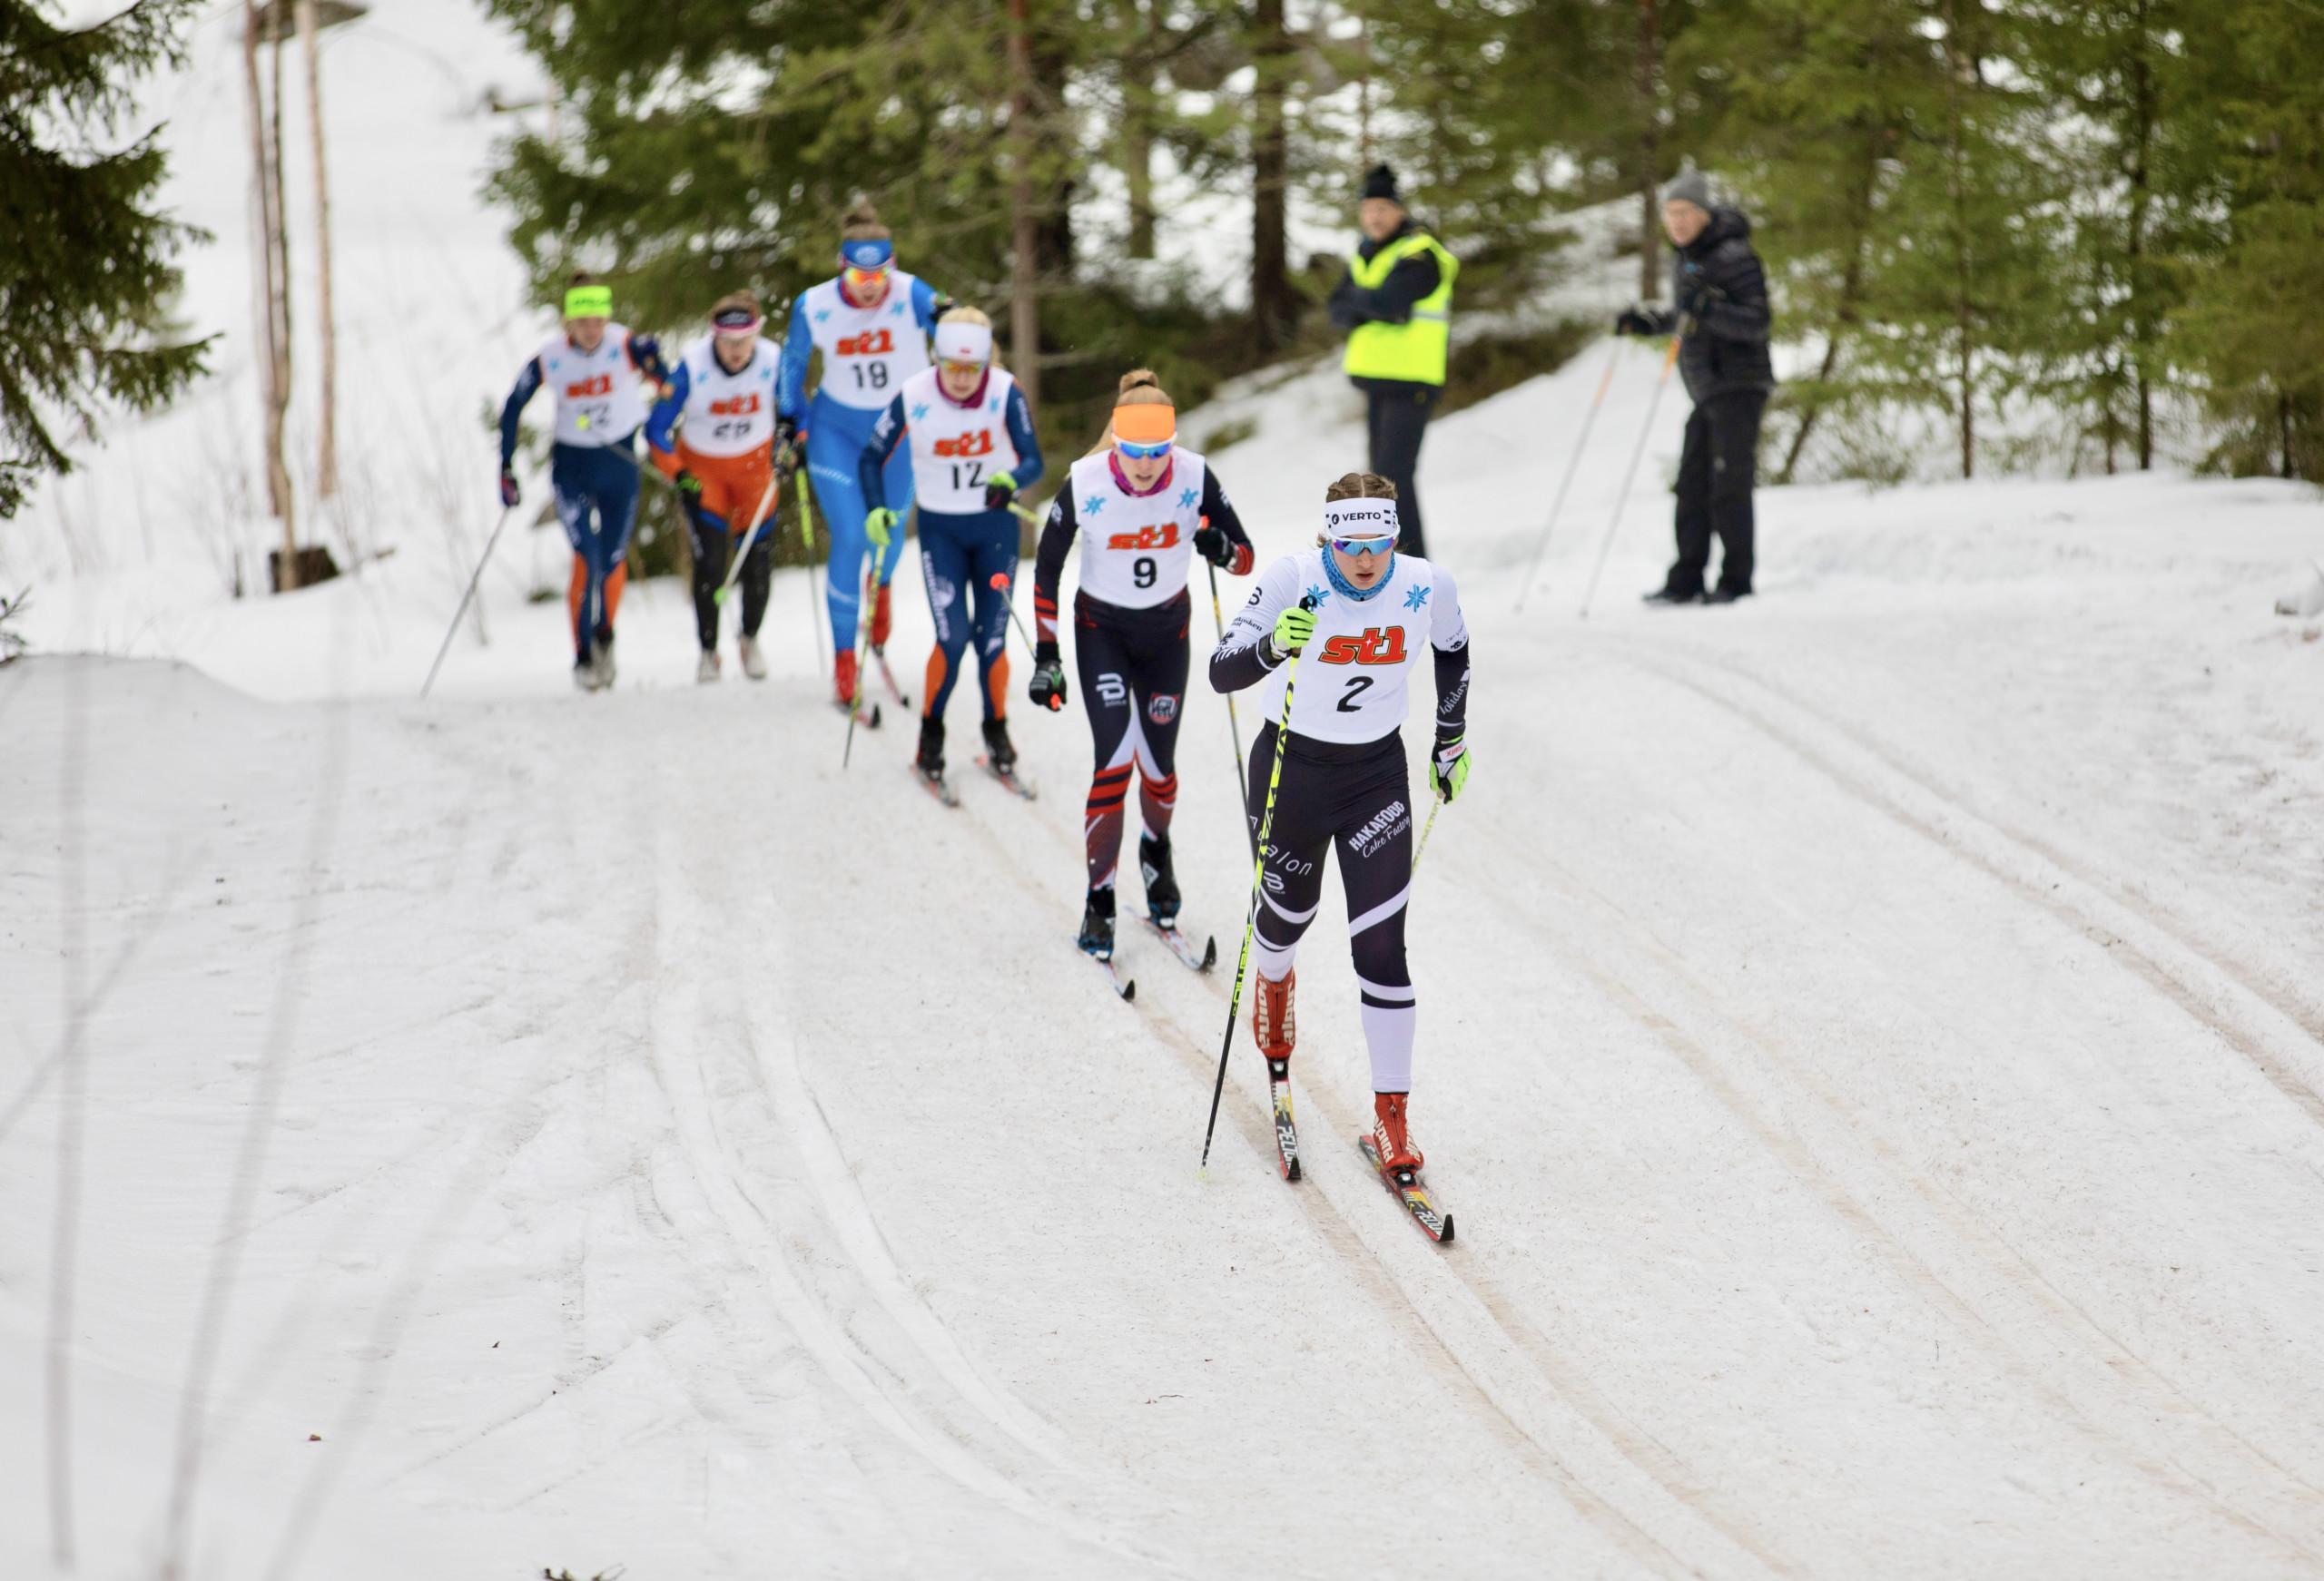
[[688, 506, 773, 649], [1356, 378, 1440, 557], [1667, 390, 1766, 597]]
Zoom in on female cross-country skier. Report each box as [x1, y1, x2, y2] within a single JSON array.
[[777, 201, 953, 707], [496, 271, 665, 691], [859, 306, 1045, 798], [647, 289, 793, 683], [1028, 368, 1256, 959], [1209, 472, 1472, 1179]]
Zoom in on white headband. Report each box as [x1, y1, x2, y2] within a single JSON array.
[[933, 321, 994, 364], [1324, 496, 1399, 540]]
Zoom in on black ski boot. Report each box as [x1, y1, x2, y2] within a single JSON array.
[[981, 716, 1017, 774], [916, 717, 946, 780], [1077, 887, 1118, 959], [1140, 834, 1181, 926]]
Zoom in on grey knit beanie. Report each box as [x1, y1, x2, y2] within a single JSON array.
[[1661, 167, 1712, 213]]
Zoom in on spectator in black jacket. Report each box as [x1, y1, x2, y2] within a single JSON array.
[[1617, 169, 1776, 604], [1327, 164, 1459, 556]]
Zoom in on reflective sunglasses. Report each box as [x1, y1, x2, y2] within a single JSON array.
[[842, 264, 891, 294], [1116, 437, 1174, 461], [938, 357, 987, 378], [1330, 533, 1398, 556]]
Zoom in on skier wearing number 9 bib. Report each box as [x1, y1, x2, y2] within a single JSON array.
[[496, 271, 667, 691], [1209, 473, 1472, 1175], [858, 306, 1045, 796], [776, 201, 955, 706], [1029, 369, 1255, 958]]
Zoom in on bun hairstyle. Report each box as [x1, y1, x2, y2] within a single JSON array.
[[1088, 367, 1175, 455], [940, 303, 992, 330], [1317, 471, 1399, 546], [840, 199, 891, 242]]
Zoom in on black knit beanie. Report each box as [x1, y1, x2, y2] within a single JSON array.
[[1360, 164, 1401, 204]]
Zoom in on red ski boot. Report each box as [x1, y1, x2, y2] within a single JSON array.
[[1370, 1092, 1424, 1173], [1251, 968, 1295, 1060], [834, 649, 860, 707], [870, 582, 894, 651]]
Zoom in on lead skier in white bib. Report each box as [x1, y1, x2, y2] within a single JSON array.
[[1209, 473, 1472, 1177], [1027, 368, 1256, 958]]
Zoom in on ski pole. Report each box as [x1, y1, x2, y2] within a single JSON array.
[[1513, 342, 1621, 614], [713, 468, 783, 608], [842, 558, 878, 768], [1411, 792, 1444, 876], [419, 501, 517, 699], [1206, 556, 1246, 791], [1577, 335, 1680, 622], [984, 572, 1062, 714], [797, 468, 829, 672], [1201, 595, 1315, 1173]]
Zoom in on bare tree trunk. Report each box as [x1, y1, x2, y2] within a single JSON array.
[[1250, 0, 1295, 350], [1005, 0, 1039, 408], [245, 0, 298, 586], [299, 0, 338, 497], [1356, 5, 1374, 164], [1636, 0, 1661, 301], [1121, 0, 1156, 260], [1945, 0, 1974, 480], [2127, 0, 2154, 471]]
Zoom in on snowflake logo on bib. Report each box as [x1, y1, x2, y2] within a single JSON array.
[[1305, 584, 1330, 607], [1085, 496, 1106, 516], [911, 401, 931, 421], [814, 308, 832, 323], [1177, 487, 1198, 509], [1404, 584, 1432, 610]]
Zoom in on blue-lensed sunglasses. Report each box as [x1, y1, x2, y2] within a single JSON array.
[[1330, 533, 1398, 555], [1116, 437, 1174, 460]]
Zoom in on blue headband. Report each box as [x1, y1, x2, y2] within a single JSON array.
[[841, 238, 894, 270]]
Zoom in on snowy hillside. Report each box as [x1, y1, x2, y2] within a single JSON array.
[[9, 3, 2324, 1577]]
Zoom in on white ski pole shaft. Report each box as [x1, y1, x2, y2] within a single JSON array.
[[714, 469, 783, 607], [1514, 343, 1622, 614], [1578, 335, 1680, 622], [1206, 557, 1246, 792], [420, 501, 517, 699]]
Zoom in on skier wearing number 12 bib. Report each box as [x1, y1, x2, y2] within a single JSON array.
[[777, 201, 955, 706], [858, 306, 1045, 795], [1209, 473, 1472, 1177], [1028, 369, 1255, 958], [496, 271, 666, 691]]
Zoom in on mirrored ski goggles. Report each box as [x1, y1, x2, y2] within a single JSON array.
[[938, 358, 988, 378], [1329, 533, 1398, 556], [562, 284, 613, 319], [842, 264, 892, 295]]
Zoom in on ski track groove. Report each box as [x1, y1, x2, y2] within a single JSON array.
[[639, 776, 1194, 1579], [1607, 636, 2324, 1127], [1465, 643, 2324, 1564], [945, 753, 1770, 1579]]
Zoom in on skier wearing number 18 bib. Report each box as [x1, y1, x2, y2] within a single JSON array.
[[776, 201, 954, 705], [858, 306, 1045, 796], [1029, 369, 1255, 958], [1209, 472, 1472, 1179]]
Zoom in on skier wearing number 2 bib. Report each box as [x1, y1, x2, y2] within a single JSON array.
[[1028, 369, 1255, 959], [777, 202, 954, 707], [858, 306, 1044, 798], [1209, 473, 1472, 1178], [496, 271, 666, 691]]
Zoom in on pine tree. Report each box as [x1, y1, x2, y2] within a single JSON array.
[[0, 0, 211, 518]]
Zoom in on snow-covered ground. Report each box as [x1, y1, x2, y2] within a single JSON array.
[[8, 3, 2324, 1577]]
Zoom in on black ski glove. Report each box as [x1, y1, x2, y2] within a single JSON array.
[[1615, 305, 1659, 337], [1193, 523, 1236, 569], [773, 417, 803, 476], [1028, 642, 1068, 712]]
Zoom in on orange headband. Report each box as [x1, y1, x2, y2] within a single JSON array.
[[1111, 403, 1177, 445]]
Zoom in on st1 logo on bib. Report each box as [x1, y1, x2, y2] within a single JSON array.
[[1106, 523, 1180, 552], [565, 372, 614, 399], [838, 328, 895, 357], [935, 429, 996, 459], [1315, 626, 1407, 666], [710, 393, 762, 417]]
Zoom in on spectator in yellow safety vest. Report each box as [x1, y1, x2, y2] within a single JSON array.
[[1326, 165, 1458, 557]]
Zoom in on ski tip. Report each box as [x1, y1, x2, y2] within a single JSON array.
[[1120, 978, 1137, 1002], [1441, 1214, 1456, 1244], [1286, 1156, 1303, 1183], [1200, 935, 1218, 968], [871, 702, 882, 727]]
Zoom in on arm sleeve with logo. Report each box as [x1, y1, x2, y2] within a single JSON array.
[[776, 295, 814, 425], [1003, 384, 1044, 491], [1200, 468, 1256, 575], [497, 356, 544, 470], [1429, 564, 1470, 747], [1208, 555, 1299, 693], [1031, 485, 1080, 648], [857, 393, 909, 509], [645, 361, 690, 477]]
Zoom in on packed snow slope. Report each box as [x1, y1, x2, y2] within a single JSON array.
[[7, 328, 2324, 1580]]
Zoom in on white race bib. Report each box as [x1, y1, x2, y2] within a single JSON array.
[[675, 334, 781, 457], [901, 366, 1020, 514], [538, 324, 649, 447], [803, 273, 931, 410], [1225, 548, 1467, 745], [1064, 447, 1210, 608]]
